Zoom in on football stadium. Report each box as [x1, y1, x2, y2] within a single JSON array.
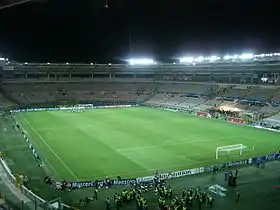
[[0, 53, 280, 210]]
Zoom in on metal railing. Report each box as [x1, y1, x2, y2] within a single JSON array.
[[0, 157, 53, 210]]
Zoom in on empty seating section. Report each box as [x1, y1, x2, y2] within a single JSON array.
[[162, 95, 186, 106], [197, 99, 222, 110], [1, 82, 280, 112], [223, 87, 249, 98], [158, 83, 211, 94], [2, 82, 156, 104], [271, 89, 280, 101], [146, 94, 170, 105], [245, 105, 278, 115], [177, 97, 206, 109], [262, 113, 280, 125], [247, 88, 275, 101]]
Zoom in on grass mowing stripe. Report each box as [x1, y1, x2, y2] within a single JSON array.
[[16, 107, 280, 180], [20, 114, 80, 181], [16, 116, 61, 179]]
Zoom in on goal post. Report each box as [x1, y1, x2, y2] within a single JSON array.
[[71, 104, 93, 112], [216, 144, 247, 159]]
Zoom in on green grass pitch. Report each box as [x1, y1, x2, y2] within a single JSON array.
[[15, 107, 280, 181]]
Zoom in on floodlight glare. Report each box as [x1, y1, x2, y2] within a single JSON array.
[[194, 56, 204, 62], [0, 57, 4, 61], [209, 56, 220, 61], [223, 55, 231, 60], [128, 58, 154, 65], [179, 57, 193, 63], [239, 53, 254, 59]]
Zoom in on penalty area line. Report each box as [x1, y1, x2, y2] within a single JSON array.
[[20, 115, 80, 181]]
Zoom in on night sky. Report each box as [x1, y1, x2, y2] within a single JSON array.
[[0, 0, 279, 62]]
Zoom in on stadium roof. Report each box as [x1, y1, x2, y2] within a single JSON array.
[[2, 52, 280, 66]]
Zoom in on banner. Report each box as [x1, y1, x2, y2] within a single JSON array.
[[227, 118, 245, 124], [65, 178, 136, 189], [12, 105, 135, 113], [197, 112, 211, 118], [2, 66, 14, 71], [204, 159, 251, 172], [136, 167, 203, 183], [252, 153, 280, 163]]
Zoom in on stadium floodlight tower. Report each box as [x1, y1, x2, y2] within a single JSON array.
[[216, 144, 247, 159]]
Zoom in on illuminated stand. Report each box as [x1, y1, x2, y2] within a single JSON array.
[[127, 58, 156, 65], [179, 53, 280, 65]]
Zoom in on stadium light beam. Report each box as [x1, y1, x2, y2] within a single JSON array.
[[239, 53, 254, 59], [128, 58, 154, 65], [223, 55, 231, 60], [194, 56, 204, 62], [179, 57, 193, 63], [209, 56, 220, 62]]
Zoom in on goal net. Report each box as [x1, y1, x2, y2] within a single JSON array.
[[216, 144, 247, 159], [71, 105, 86, 112]]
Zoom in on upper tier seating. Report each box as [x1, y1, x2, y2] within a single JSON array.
[[222, 86, 249, 98], [157, 83, 212, 95], [1, 82, 156, 104]]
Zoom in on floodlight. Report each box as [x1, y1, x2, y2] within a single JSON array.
[[194, 56, 204, 62], [223, 55, 231, 60], [179, 57, 193, 63], [209, 56, 220, 61], [239, 53, 254, 59], [24, 62, 28, 64], [0, 57, 4, 61], [90, 63, 93, 65], [108, 63, 111, 65], [128, 58, 154, 65], [47, 62, 50, 64], [233, 55, 239, 59], [66, 62, 69, 64]]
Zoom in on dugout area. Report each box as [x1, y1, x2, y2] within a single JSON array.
[[1, 106, 280, 209]]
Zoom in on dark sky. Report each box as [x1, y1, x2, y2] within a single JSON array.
[[0, 0, 279, 62]]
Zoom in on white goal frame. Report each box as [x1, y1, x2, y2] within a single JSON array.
[[216, 144, 247, 159]]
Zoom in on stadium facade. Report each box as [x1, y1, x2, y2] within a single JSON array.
[[0, 57, 280, 84]]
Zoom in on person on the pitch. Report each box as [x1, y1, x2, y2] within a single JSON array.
[[236, 190, 240, 202], [93, 188, 98, 200]]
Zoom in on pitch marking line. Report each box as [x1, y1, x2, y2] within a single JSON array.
[[117, 138, 209, 152], [20, 115, 80, 181]]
